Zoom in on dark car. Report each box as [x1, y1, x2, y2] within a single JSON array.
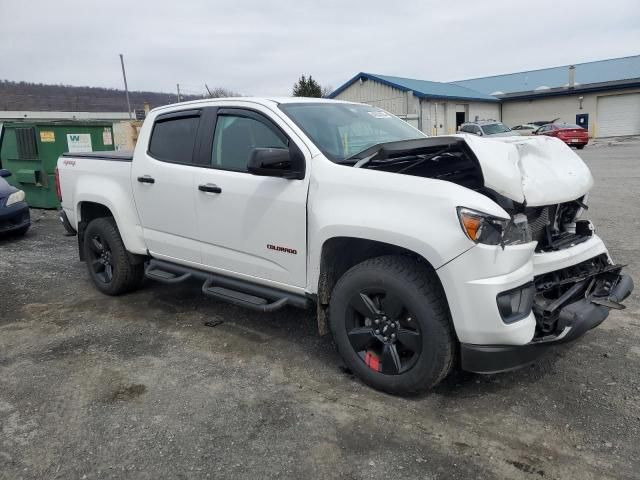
[[0, 169, 30, 236], [534, 123, 589, 149]]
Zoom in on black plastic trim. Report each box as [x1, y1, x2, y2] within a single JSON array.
[[58, 208, 77, 235], [496, 282, 534, 324], [61, 151, 133, 161], [154, 109, 202, 122], [460, 343, 546, 374]]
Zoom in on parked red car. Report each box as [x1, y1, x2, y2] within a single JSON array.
[[534, 123, 589, 149]]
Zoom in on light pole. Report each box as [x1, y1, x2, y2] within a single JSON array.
[[119, 54, 132, 120]]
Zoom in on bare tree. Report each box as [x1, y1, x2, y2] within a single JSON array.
[[321, 85, 334, 98], [205, 85, 242, 98]]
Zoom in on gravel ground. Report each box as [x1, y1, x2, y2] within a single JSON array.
[[1, 141, 639, 480]]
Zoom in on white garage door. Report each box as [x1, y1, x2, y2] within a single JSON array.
[[596, 93, 640, 137]]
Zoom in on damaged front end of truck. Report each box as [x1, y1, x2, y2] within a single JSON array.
[[532, 254, 633, 343], [346, 134, 633, 371]]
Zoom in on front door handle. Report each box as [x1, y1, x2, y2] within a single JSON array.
[[198, 183, 222, 194], [137, 175, 155, 184]]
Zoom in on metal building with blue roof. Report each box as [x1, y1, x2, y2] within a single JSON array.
[[330, 55, 640, 138]]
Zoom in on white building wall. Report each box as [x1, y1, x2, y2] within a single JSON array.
[[420, 100, 500, 135], [333, 78, 500, 136], [501, 87, 640, 138], [333, 80, 415, 117], [468, 103, 501, 123]]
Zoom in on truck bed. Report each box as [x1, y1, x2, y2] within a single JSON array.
[[57, 151, 140, 247]]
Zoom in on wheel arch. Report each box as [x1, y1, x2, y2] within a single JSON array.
[[76, 200, 146, 264], [314, 236, 448, 335]]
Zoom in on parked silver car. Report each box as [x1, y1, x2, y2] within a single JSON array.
[[459, 120, 514, 137]]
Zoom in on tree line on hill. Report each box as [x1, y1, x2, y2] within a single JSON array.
[[0, 75, 333, 113]]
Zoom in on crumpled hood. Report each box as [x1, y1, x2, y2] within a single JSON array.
[[485, 131, 516, 138], [460, 134, 593, 206]]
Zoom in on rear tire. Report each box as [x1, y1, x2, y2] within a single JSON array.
[[83, 217, 144, 296], [576, 145, 585, 150], [329, 255, 455, 395]]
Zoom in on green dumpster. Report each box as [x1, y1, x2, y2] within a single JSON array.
[[0, 121, 115, 208]]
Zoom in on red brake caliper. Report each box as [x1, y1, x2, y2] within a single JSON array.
[[364, 351, 381, 372]]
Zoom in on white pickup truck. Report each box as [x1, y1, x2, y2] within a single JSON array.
[[56, 97, 633, 394]]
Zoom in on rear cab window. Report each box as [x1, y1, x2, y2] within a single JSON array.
[[148, 110, 201, 164]]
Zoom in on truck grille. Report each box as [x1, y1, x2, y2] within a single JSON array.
[[526, 206, 553, 244], [524, 201, 588, 251]]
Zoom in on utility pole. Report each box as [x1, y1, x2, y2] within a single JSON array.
[[205, 84, 212, 98], [177, 83, 181, 102], [119, 54, 132, 120]]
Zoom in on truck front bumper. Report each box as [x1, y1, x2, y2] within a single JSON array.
[[436, 234, 634, 373], [459, 271, 633, 373], [0, 201, 30, 233]]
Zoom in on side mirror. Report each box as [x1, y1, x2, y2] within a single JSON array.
[[0, 169, 11, 178], [247, 147, 305, 180]]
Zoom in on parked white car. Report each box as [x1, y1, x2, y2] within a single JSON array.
[[56, 98, 633, 395], [459, 120, 514, 137], [511, 123, 540, 135]]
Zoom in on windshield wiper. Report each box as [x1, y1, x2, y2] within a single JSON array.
[[356, 146, 452, 171], [337, 145, 384, 165], [394, 147, 451, 174], [336, 137, 466, 168]]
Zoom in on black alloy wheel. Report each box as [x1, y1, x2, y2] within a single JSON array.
[[87, 233, 114, 284], [329, 255, 455, 395], [83, 217, 144, 296], [345, 289, 422, 375]]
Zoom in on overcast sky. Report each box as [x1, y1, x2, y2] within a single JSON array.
[[1, 0, 638, 97]]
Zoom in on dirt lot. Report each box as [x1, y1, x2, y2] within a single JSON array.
[[1, 141, 639, 480]]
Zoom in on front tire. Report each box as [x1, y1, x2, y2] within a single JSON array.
[[329, 255, 455, 395], [83, 217, 144, 296]]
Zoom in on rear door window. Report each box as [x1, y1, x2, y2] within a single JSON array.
[[149, 110, 201, 163]]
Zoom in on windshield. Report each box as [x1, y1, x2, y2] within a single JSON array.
[[481, 123, 511, 135], [278, 103, 425, 162]]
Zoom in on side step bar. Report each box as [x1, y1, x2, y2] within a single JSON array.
[[144, 259, 309, 312]]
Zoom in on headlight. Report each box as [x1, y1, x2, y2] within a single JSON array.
[[6, 190, 25, 206], [457, 207, 531, 246]]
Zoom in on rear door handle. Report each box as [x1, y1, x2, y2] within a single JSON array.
[[137, 175, 155, 184], [198, 183, 222, 194]]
